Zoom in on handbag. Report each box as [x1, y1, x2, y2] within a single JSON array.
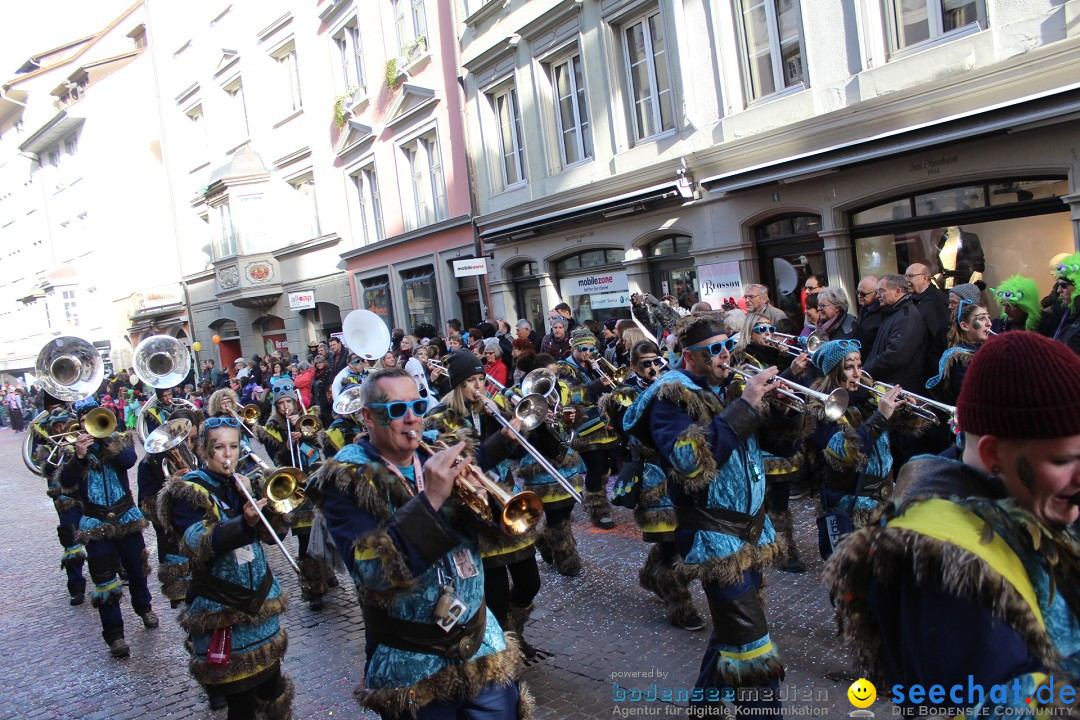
[[816, 472, 866, 561]]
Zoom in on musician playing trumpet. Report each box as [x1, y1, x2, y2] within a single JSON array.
[[424, 351, 540, 657], [158, 416, 293, 719], [255, 386, 334, 610], [309, 366, 533, 720]]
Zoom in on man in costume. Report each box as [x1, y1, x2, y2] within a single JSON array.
[[827, 331, 1080, 716], [558, 327, 619, 529], [309, 366, 533, 719], [624, 315, 791, 717]]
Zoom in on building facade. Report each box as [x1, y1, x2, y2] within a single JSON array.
[[460, 0, 1080, 332], [146, 0, 356, 368], [326, 0, 486, 336], [0, 2, 184, 382]]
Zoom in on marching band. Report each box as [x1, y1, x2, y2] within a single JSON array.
[[17, 254, 1080, 720]]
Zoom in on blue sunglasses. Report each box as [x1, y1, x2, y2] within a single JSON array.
[[367, 399, 429, 420], [752, 325, 776, 335], [687, 338, 737, 357]]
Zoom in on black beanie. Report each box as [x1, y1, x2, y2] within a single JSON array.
[[445, 350, 484, 389]]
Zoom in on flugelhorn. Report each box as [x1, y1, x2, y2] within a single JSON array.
[[408, 432, 543, 536], [724, 363, 849, 421], [858, 371, 954, 425]]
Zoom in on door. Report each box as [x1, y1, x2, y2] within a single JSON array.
[[754, 214, 825, 326]]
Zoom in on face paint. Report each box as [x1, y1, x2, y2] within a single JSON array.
[[1017, 455, 1036, 491], [367, 391, 392, 427]]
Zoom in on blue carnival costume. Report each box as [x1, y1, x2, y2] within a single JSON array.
[[158, 467, 293, 716], [310, 435, 533, 719], [33, 408, 87, 604], [625, 368, 790, 716], [58, 399, 155, 654]]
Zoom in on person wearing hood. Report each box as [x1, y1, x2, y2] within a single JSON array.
[[826, 331, 1080, 717], [1051, 253, 1080, 355]]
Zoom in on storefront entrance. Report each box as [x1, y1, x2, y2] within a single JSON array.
[[754, 214, 824, 322], [510, 262, 545, 333], [646, 235, 697, 309]]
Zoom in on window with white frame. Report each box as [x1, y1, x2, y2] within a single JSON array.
[[393, 0, 427, 58], [62, 289, 78, 326], [271, 41, 303, 113], [222, 77, 249, 142], [738, 0, 805, 100], [489, 86, 526, 188], [288, 175, 320, 241], [332, 19, 365, 95], [351, 163, 385, 245], [889, 0, 984, 49], [621, 9, 675, 142], [184, 103, 208, 165], [400, 130, 446, 230], [215, 200, 236, 259], [547, 52, 592, 166]]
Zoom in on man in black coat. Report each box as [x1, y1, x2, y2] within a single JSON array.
[[906, 262, 948, 378], [853, 275, 883, 351], [863, 273, 928, 390], [515, 319, 541, 352]]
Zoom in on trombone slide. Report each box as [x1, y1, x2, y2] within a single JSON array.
[[225, 461, 301, 575]]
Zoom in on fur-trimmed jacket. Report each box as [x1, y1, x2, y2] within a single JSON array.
[[59, 431, 148, 544], [624, 370, 793, 585], [308, 437, 533, 718], [557, 356, 619, 452], [158, 469, 288, 690], [601, 377, 675, 543], [826, 456, 1080, 716]]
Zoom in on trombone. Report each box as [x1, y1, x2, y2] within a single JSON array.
[[222, 457, 302, 575], [724, 363, 849, 422], [858, 371, 955, 425], [591, 356, 631, 385], [474, 393, 584, 504], [408, 432, 543, 536], [225, 404, 260, 438]]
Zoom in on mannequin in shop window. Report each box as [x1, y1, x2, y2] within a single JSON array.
[[934, 226, 985, 289]]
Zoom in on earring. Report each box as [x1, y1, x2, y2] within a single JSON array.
[[991, 465, 1001, 475]]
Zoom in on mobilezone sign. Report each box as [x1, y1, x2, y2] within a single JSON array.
[[560, 271, 630, 297]]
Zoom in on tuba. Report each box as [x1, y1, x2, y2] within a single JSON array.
[[36, 336, 104, 402], [133, 335, 195, 443], [144, 418, 198, 475], [520, 368, 575, 445]]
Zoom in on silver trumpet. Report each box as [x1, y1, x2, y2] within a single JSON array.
[[724, 363, 849, 422], [858, 371, 955, 425]]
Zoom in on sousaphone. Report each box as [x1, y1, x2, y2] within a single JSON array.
[[333, 310, 390, 401], [35, 336, 103, 403]]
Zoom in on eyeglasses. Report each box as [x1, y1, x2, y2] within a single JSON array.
[[204, 416, 241, 429], [577, 346, 596, 353], [856, 291, 875, 298], [743, 294, 760, 300], [638, 359, 663, 368], [818, 302, 834, 309], [366, 399, 429, 420], [752, 325, 776, 334], [904, 272, 928, 279], [687, 338, 737, 356]]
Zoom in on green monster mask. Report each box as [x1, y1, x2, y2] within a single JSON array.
[[989, 274, 1041, 332]]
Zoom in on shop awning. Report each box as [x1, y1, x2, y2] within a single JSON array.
[[479, 182, 682, 244], [700, 83, 1080, 194]]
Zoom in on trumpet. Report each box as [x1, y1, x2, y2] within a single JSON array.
[[82, 407, 119, 439], [408, 432, 543, 536], [223, 457, 302, 575], [858, 371, 955, 425], [724, 363, 849, 422], [591, 356, 632, 385], [764, 332, 824, 357]]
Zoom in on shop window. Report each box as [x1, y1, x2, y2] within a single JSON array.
[[402, 266, 438, 331], [648, 235, 692, 257], [888, 0, 985, 51], [554, 249, 622, 273], [850, 178, 1071, 298], [361, 275, 394, 328], [737, 0, 806, 100]]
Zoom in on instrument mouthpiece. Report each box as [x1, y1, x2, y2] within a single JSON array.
[[407, 430, 418, 440]]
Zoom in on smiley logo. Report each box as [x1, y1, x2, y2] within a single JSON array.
[[848, 678, 877, 708]]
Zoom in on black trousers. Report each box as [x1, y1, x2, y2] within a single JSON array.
[[484, 556, 541, 628], [224, 664, 285, 720]]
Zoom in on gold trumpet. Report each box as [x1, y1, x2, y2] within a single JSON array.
[[858, 371, 954, 425], [724, 363, 849, 422], [592, 356, 632, 385], [297, 413, 322, 439], [408, 432, 544, 536], [82, 407, 118, 438]]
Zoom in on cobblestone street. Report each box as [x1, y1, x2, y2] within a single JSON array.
[[0, 428, 886, 719]]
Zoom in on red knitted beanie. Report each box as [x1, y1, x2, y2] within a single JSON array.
[[957, 331, 1080, 439]]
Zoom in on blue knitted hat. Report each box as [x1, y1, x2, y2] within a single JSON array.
[[812, 339, 862, 375]]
